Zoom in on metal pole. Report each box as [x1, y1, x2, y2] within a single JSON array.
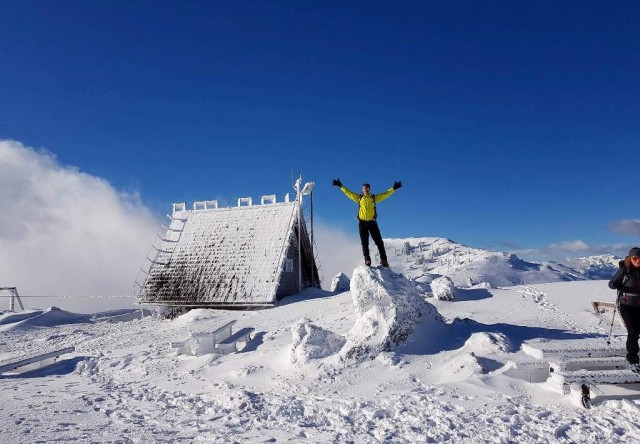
[[310, 190, 314, 287], [298, 177, 302, 293], [607, 304, 618, 345]]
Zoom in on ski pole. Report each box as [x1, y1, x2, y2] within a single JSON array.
[[607, 305, 617, 346]]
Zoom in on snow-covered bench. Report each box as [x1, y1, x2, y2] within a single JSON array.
[[591, 301, 616, 314], [502, 357, 551, 383], [216, 327, 255, 355], [515, 338, 639, 407], [521, 338, 625, 361], [170, 320, 236, 356], [0, 346, 75, 375]]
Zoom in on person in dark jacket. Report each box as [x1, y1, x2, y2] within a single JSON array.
[[609, 247, 640, 372]]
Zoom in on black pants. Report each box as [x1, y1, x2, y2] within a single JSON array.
[[619, 303, 640, 364], [358, 220, 387, 262]]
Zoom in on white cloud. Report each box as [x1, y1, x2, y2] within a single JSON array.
[[0, 140, 159, 296], [544, 240, 591, 253], [313, 222, 362, 289], [610, 219, 640, 236]]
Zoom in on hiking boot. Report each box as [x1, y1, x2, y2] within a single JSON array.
[[630, 363, 640, 373], [380, 259, 389, 267], [364, 258, 372, 267]]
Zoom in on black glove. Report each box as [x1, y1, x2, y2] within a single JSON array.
[[332, 178, 342, 187], [393, 180, 402, 190]]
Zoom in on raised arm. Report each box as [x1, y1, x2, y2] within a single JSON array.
[[374, 181, 402, 203], [332, 178, 360, 203], [340, 185, 361, 203], [373, 187, 395, 203]]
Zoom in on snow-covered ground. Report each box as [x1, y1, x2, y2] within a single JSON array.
[[2, 266, 639, 443]]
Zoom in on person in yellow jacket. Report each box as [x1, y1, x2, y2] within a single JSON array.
[[332, 178, 402, 267]]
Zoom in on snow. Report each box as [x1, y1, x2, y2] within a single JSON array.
[[330, 272, 350, 292], [431, 275, 456, 301], [3, 260, 640, 442], [384, 237, 590, 287], [290, 318, 346, 364]]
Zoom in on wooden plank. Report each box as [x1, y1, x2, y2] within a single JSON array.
[[592, 301, 616, 314], [549, 356, 628, 372], [216, 327, 255, 355], [550, 369, 640, 386], [218, 327, 254, 346], [0, 347, 75, 374], [522, 339, 625, 360]]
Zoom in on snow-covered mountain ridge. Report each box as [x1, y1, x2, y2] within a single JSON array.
[[560, 254, 621, 280], [383, 237, 615, 288]]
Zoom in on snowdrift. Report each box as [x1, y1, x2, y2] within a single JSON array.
[[0, 307, 93, 332], [290, 318, 346, 364], [340, 266, 442, 362], [330, 272, 350, 292], [290, 266, 443, 364], [0, 307, 146, 332]]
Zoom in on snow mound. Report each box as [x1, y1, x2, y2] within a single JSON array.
[[330, 272, 350, 292], [341, 266, 435, 362], [433, 352, 490, 383], [290, 318, 346, 364], [463, 332, 511, 353], [431, 276, 455, 301], [0, 307, 92, 332]]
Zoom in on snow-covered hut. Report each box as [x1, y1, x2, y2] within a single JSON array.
[[136, 192, 319, 308]]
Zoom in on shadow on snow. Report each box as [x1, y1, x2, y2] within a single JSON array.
[[400, 316, 601, 356]]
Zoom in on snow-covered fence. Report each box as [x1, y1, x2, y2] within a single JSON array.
[[261, 194, 277, 205], [193, 200, 218, 211], [172, 202, 186, 214]]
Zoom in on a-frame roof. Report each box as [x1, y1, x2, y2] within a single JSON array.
[[138, 200, 301, 307]]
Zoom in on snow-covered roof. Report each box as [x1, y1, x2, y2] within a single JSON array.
[[138, 200, 300, 307]]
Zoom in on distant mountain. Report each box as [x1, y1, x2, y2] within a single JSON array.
[[384, 237, 588, 288], [559, 254, 621, 280]]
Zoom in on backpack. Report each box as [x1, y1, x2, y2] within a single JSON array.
[[356, 194, 376, 221]]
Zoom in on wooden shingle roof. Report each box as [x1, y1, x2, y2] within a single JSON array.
[[138, 201, 300, 307]]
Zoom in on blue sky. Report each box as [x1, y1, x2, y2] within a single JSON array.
[[2, 1, 639, 257]]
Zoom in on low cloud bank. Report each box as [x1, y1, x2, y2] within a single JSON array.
[[0, 140, 158, 296], [313, 222, 362, 289]]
